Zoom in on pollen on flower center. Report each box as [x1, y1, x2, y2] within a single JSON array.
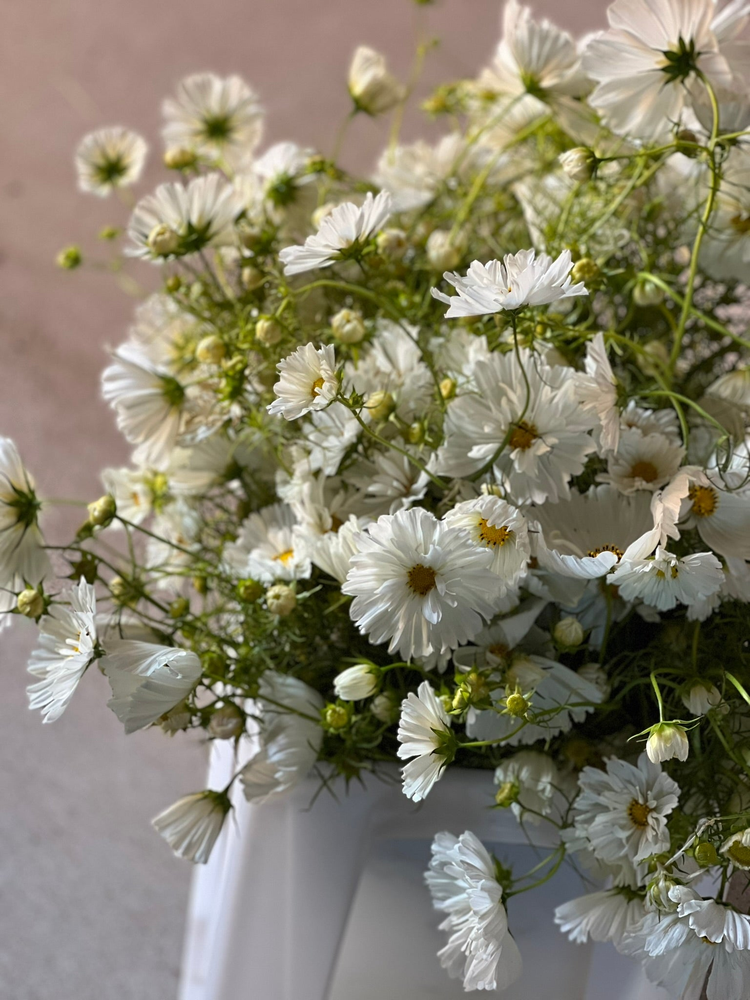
[[311, 377, 325, 396], [274, 548, 294, 564], [407, 563, 437, 596], [478, 518, 511, 548], [627, 799, 652, 828], [689, 485, 718, 518], [508, 421, 538, 451], [587, 544, 624, 559], [630, 460, 659, 483]]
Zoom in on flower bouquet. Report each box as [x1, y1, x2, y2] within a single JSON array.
[[12, 0, 750, 994]]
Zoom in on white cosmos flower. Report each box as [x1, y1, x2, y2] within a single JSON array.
[[426, 830, 523, 992], [127, 174, 240, 261], [253, 140, 315, 205], [611, 546, 724, 612], [682, 680, 723, 716], [308, 514, 362, 584], [680, 460, 750, 561], [721, 828, 750, 869], [702, 148, 750, 282], [432, 249, 588, 317], [162, 73, 263, 168], [444, 496, 530, 590], [102, 640, 202, 734], [267, 343, 338, 421], [374, 134, 469, 212], [241, 672, 324, 803], [555, 889, 645, 945], [101, 467, 156, 525], [397, 681, 453, 801], [345, 450, 431, 517], [568, 753, 680, 867], [0, 438, 49, 603], [224, 502, 311, 584], [75, 127, 147, 196], [348, 46, 405, 116], [621, 400, 682, 441], [152, 790, 231, 864], [101, 342, 186, 471], [342, 508, 503, 662], [27, 578, 97, 723], [494, 750, 559, 824], [576, 332, 620, 453], [303, 403, 361, 476], [599, 429, 685, 495], [436, 348, 597, 504], [278, 191, 392, 275], [583, 0, 740, 141], [334, 663, 379, 701], [646, 722, 690, 763]]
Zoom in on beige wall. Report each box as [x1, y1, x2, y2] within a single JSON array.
[[0, 1, 609, 996]]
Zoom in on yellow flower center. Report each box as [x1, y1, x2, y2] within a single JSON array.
[[628, 799, 653, 828], [274, 549, 294, 564], [407, 563, 437, 596], [586, 544, 624, 559], [508, 421, 538, 451], [478, 518, 511, 548], [311, 376, 325, 396], [731, 213, 750, 235], [630, 460, 659, 483], [488, 642, 510, 659], [689, 485, 718, 518], [727, 842, 750, 868]]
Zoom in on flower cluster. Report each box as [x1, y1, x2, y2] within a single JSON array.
[[12, 0, 750, 995]]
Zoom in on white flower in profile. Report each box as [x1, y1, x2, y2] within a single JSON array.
[[374, 133, 470, 212], [682, 681, 722, 716], [568, 753, 680, 866], [343, 508, 502, 662], [576, 332, 620, 453], [27, 578, 98, 723], [397, 681, 453, 801], [582, 0, 741, 141], [646, 722, 690, 764], [681, 461, 750, 561], [348, 46, 405, 116], [611, 546, 724, 612], [426, 830, 523, 992], [436, 349, 597, 504], [307, 514, 362, 584], [224, 502, 311, 585], [127, 174, 240, 261], [152, 790, 231, 864], [303, 404, 361, 476], [0, 437, 49, 602], [252, 140, 315, 207], [432, 249, 588, 317], [162, 73, 263, 168], [494, 750, 559, 824], [600, 429, 685, 495], [240, 672, 324, 803], [278, 191, 392, 275], [334, 663, 379, 701], [75, 127, 148, 197], [101, 467, 156, 525], [346, 449, 431, 517], [267, 343, 338, 421], [555, 889, 645, 944], [102, 342, 186, 471], [102, 640, 202, 734], [444, 496, 530, 590]]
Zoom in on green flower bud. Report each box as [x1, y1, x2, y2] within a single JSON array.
[[87, 494, 117, 528], [17, 588, 44, 619], [56, 245, 82, 270]]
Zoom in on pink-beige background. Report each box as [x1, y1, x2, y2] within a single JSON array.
[[1, 1, 609, 996]]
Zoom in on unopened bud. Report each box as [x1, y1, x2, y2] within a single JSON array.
[[17, 588, 44, 619], [376, 227, 408, 259], [553, 616, 585, 648], [196, 334, 226, 365], [371, 691, 400, 724], [56, 245, 82, 270], [366, 389, 396, 422], [241, 265, 265, 290], [324, 702, 351, 730], [148, 224, 181, 257], [164, 147, 198, 170], [165, 274, 182, 294], [348, 46, 405, 116], [208, 703, 244, 740], [570, 258, 600, 285], [633, 278, 664, 307], [495, 780, 520, 808], [331, 308, 366, 344], [559, 147, 597, 182], [407, 421, 425, 444], [160, 701, 192, 734], [439, 377, 457, 401], [505, 691, 530, 717], [695, 841, 720, 867], [169, 597, 190, 619], [265, 583, 296, 616], [87, 494, 117, 527], [255, 317, 283, 347], [426, 229, 461, 271], [237, 578, 263, 603]]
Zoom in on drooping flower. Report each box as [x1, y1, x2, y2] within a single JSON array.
[[27, 578, 98, 723], [75, 127, 148, 196], [682, 681, 723, 716], [267, 343, 338, 421], [494, 750, 559, 824], [152, 790, 231, 864], [348, 46, 405, 116], [397, 681, 453, 801], [278, 191, 392, 275], [343, 508, 503, 662], [576, 332, 620, 453], [443, 496, 530, 590], [432, 249, 588, 317], [610, 546, 724, 612], [334, 663, 379, 701], [646, 722, 690, 764]]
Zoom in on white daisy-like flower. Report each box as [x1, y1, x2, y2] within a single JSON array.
[[303, 403, 361, 477], [152, 790, 231, 865], [621, 400, 682, 441], [554, 889, 645, 945], [75, 127, 147, 196], [240, 672, 324, 803], [682, 680, 723, 716], [494, 750, 559, 825], [0, 437, 49, 602], [374, 133, 476, 212], [27, 578, 97, 723], [397, 681, 453, 801], [345, 450, 431, 517], [102, 640, 202, 734], [681, 462, 750, 561], [611, 546, 724, 612], [127, 174, 240, 261], [599, 429, 686, 495], [576, 332, 621, 453], [267, 343, 338, 421], [348, 46, 405, 116], [252, 141, 315, 207], [568, 753, 680, 867], [431, 328, 491, 393], [145, 501, 201, 589], [162, 73, 263, 168], [307, 514, 362, 584], [443, 496, 530, 590], [437, 349, 597, 504], [342, 507, 502, 662], [224, 502, 311, 585], [102, 342, 186, 471], [278, 191, 392, 275], [582, 0, 740, 141], [101, 467, 157, 525], [432, 249, 588, 317], [426, 830, 523, 992]]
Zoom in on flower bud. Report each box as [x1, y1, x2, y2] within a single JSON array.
[[366, 389, 396, 422], [570, 258, 600, 285], [255, 317, 283, 347], [160, 701, 192, 734], [695, 840, 721, 867], [165, 274, 182, 294], [706, 368, 750, 410], [559, 147, 597, 182], [439, 377, 457, 401], [331, 308, 366, 345], [504, 687, 530, 718], [265, 583, 297, 616], [87, 494, 117, 528], [99, 226, 120, 241], [348, 46, 405, 116], [376, 228, 408, 259], [241, 265, 265, 291], [17, 588, 44, 619], [169, 597, 190, 619], [721, 829, 750, 869], [426, 230, 461, 271], [208, 704, 245, 740], [371, 691, 400, 724], [164, 147, 198, 170], [633, 278, 664, 307], [56, 245, 82, 270], [334, 663, 379, 701], [646, 722, 689, 764], [495, 780, 520, 808], [324, 702, 351, 730], [682, 682, 722, 717], [196, 334, 226, 365], [636, 340, 670, 377], [236, 578, 264, 603], [647, 872, 680, 912], [148, 224, 181, 257], [407, 421, 425, 444], [553, 616, 585, 648]]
